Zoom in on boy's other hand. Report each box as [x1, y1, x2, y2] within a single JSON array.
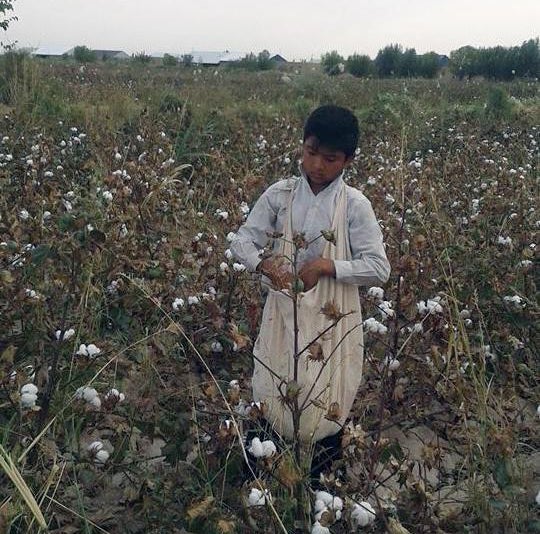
[[298, 258, 335, 291], [257, 257, 293, 291]]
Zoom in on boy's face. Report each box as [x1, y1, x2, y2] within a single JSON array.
[[302, 136, 352, 188]]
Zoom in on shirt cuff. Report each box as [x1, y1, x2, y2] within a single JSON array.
[[333, 260, 353, 282], [244, 250, 264, 272]]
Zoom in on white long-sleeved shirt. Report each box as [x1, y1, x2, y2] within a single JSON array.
[[230, 170, 391, 287]]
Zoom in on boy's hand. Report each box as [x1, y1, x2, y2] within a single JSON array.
[[257, 257, 293, 290], [298, 258, 335, 291]]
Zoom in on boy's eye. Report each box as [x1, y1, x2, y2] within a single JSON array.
[[325, 157, 337, 163]]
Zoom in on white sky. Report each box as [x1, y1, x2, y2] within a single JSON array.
[[4, 0, 540, 61]]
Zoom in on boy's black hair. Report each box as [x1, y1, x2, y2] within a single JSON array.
[[303, 105, 359, 158]]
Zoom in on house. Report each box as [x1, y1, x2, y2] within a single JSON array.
[[91, 50, 130, 61], [32, 46, 72, 58], [270, 54, 287, 63], [189, 50, 244, 66]]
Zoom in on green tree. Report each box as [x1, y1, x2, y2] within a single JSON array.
[[257, 49, 273, 71], [417, 52, 440, 78], [182, 53, 193, 67], [399, 47, 417, 76], [132, 51, 152, 64], [321, 50, 344, 76], [375, 44, 402, 77], [163, 53, 178, 67], [345, 53, 373, 77], [73, 45, 97, 63], [0, 0, 16, 32]]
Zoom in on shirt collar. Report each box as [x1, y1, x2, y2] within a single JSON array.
[[298, 163, 345, 196]]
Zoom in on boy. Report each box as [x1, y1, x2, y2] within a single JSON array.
[[231, 105, 390, 478]]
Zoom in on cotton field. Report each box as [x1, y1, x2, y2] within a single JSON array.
[[0, 59, 538, 533]]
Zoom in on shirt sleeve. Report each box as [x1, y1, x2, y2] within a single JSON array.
[[333, 193, 391, 286], [230, 185, 279, 272]]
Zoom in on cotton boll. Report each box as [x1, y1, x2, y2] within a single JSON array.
[[106, 389, 125, 402], [88, 441, 104, 453], [85, 344, 101, 358], [314, 499, 327, 513], [311, 522, 330, 534], [95, 449, 110, 464], [20, 392, 38, 408], [55, 328, 75, 341], [351, 501, 376, 527], [331, 496, 343, 511], [172, 297, 185, 310], [188, 296, 199, 306], [21, 383, 38, 395], [226, 232, 236, 242], [81, 387, 98, 402], [219, 262, 229, 273], [233, 263, 246, 272], [261, 439, 277, 457], [363, 317, 388, 335], [248, 437, 265, 458], [248, 488, 269, 506], [315, 491, 334, 507], [76, 344, 88, 356], [89, 396, 101, 409], [367, 286, 384, 302], [536, 489, 540, 505], [211, 341, 223, 353]]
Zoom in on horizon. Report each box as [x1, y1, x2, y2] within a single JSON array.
[[4, 0, 540, 63]]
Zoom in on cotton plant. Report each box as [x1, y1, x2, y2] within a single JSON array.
[[55, 328, 75, 341], [417, 296, 444, 315], [351, 501, 376, 528], [378, 300, 394, 321], [503, 294, 526, 310], [381, 355, 400, 373], [247, 487, 272, 507], [20, 383, 39, 409], [75, 386, 101, 409], [247, 437, 277, 458], [311, 491, 343, 532], [105, 388, 125, 403], [363, 317, 388, 335], [87, 440, 110, 465], [76, 343, 101, 358], [232, 262, 246, 272], [367, 286, 384, 302], [172, 297, 185, 310]]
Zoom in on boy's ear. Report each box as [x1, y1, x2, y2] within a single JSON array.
[[344, 155, 354, 166]]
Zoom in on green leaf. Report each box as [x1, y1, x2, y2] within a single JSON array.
[[493, 456, 512, 489], [58, 214, 76, 231], [31, 244, 53, 265]]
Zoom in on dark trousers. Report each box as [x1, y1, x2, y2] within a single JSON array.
[[244, 419, 343, 483]]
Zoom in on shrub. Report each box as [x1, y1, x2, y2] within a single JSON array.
[[73, 45, 96, 63], [162, 53, 178, 67], [132, 51, 152, 64], [321, 50, 344, 76], [345, 54, 373, 77], [485, 86, 514, 120]]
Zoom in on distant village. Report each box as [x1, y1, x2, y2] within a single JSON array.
[[31, 46, 290, 66]]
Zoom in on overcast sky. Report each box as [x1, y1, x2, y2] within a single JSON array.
[[5, 0, 540, 61]]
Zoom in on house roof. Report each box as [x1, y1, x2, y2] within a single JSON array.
[[189, 50, 244, 64], [32, 45, 71, 56]]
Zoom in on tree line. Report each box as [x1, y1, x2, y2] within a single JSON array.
[[322, 39, 540, 80]]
